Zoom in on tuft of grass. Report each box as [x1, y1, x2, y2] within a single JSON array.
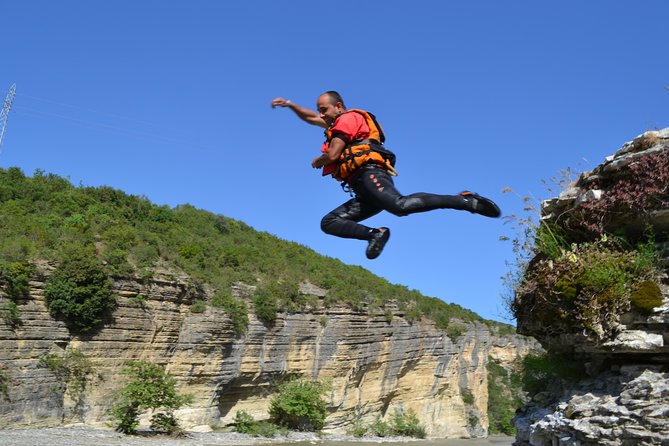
[[190, 300, 207, 313]]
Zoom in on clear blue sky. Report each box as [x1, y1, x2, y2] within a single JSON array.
[[1, 1, 667, 322]]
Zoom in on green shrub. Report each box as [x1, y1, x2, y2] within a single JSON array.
[[103, 248, 132, 276], [347, 416, 368, 437], [128, 293, 148, 308], [190, 300, 207, 313], [234, 409, 256, 433], [0, 261, 31, 299], [254, 281, 307, 320], [178, 244, 202, 260], [102, 225, 137, 251], [64, 213, 88, 230], [467, 413, 480, 429], [44, 246, 115, 333], [110, 360, 192, 434], [0, 366, 9, 400], [488, 321, 517, 336], [504, 154, 665, 329], [369, 416, 391, 437], [150, 412, 183, 436], [389, 408, 426, 438], [461, 388, 475, 405], [446, 323, 467, 342], [40, 348, 95, 403], [130, 244, 159, 268], [211, 291, 248, 335], [234, 410, 276, 437], [268, 377, 329, 431], [514, 237, 659, 340], [278, 281, 308, 313], [487, 357, 521, 435], [521, 352, 583, 397], [1, 300, 20, 327], [254, 284, 279, 326]]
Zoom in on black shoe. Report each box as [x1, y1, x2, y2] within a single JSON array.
[[460, 191, 501, 218], [366, 227, 390, 259]]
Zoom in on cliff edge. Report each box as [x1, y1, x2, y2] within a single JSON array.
[[513, 129, 669, 446]]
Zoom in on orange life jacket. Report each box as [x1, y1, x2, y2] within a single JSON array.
[[324, 109, 397, 182]]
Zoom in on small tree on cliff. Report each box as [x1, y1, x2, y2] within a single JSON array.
[[44, 245, 115, 333], [269, 377, 330, 431], [110, 360, 192, 435]]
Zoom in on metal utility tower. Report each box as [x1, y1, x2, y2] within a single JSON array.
[[0, 83, 16, 150]]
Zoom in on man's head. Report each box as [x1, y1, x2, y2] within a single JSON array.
[[317, 91, 346, 126]]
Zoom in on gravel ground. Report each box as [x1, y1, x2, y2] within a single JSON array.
[[0, 427, 515, 446]]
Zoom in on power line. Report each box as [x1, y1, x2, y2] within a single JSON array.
[[12, 91, 219, 153], [13, 105, 217, 152], [0, 83, 16, 151], [17, 92, 157, 127]]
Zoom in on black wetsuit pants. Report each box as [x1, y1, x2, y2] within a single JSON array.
[[320, 165, 469, 241]]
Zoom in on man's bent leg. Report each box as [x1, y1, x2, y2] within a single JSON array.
[[320, 197, 383, 240]]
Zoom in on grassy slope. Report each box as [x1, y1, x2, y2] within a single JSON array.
[[0, 167, 511, 330]]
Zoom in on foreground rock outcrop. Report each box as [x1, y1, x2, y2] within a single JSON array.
[[0, 264, 534, 437], [516, 367, 669, 446], [514, 129, 669, 445]]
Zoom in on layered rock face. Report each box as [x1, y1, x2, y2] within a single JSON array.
[[0, 265, 534, 437], [514, 129, 669, 445]]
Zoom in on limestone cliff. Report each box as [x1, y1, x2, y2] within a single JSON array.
[[0, 263, 534, 437], [513, 129, 669, 445]]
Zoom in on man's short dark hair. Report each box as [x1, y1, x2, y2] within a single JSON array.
[[324, 90, 346, 109]]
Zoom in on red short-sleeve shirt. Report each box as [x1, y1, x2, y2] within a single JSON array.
[[320, 112, 370, 176]]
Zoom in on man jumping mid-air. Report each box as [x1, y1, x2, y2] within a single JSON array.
[[271, 91, 500, 260]]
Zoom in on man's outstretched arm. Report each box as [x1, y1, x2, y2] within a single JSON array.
[[271, 97, 327, 128]]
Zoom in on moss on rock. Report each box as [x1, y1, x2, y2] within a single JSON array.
[[630, 280, 663, 314]]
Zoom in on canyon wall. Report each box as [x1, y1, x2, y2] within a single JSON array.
[[0, 264, 534, 437]]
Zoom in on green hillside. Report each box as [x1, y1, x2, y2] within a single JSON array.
[[0, 167, 506, 332]]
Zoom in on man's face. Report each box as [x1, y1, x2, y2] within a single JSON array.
[[317, 94, 343, 126]]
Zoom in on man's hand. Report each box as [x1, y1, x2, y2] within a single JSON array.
[[271, 97, 292, 108], [312, 138, 345, 168], [271, 96, 327, 128], [312, 154, 327, 168]]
